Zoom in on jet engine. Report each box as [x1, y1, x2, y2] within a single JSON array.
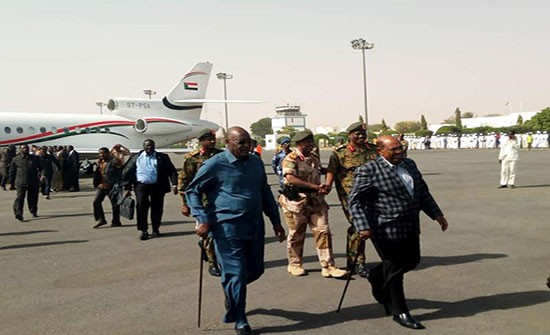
[[133, 117, 192, 135]]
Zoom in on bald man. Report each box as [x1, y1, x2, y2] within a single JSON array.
[[349, 135, 448, 330], [186, 127, 285, 335]]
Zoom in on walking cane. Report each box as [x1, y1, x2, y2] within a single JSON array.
[[336, 238, 365, 313], [197, 238, 204, 328]]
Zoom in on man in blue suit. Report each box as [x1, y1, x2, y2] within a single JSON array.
[[186, 126, 286, 335]]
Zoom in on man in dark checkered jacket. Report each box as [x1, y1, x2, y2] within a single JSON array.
[[349, 135, 449, 330]]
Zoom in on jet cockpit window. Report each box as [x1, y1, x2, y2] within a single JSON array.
[[29, 127, 36, 134], [104, 127, 110, 133], [63, 127, 70, 134], [16, 127, 23, 134], [51, 127, 58, 133], [74, 127, 81, 134], [91, 127, 100, 133], [4, 127, 11, 134], [40, 127, 47, 134]]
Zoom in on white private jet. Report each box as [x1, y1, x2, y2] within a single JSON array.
[[0, 62, 253, 155]]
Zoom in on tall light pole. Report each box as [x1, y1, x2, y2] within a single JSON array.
[[96, 102, 106, 115], [216, 72, 233, 131], [351, 38, 374, 125], [143, 89, 157, 99]]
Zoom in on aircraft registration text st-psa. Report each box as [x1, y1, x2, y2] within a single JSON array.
[[0, 62, 221, 153]]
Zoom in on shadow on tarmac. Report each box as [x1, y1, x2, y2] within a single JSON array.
[[515, 184, 550, 189], [37, 213, 93, 219], [0, 230, 58, 236], [416, 253, 508, 270], [157, 231, 195, 238], [0, 239, 88, 250], [250, 290, 549, 333], [157, 220, 195, 226]]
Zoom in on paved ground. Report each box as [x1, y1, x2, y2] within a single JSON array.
[[1, 149, 549, 335]]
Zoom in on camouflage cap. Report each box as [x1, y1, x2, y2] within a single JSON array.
[[346, 122, 366, 133], [292, 130, 314, 143], [197, 128, 214, 140]]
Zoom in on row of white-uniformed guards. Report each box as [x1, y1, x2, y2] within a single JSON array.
[[401, 132, 550, 150]]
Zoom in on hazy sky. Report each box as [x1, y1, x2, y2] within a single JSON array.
[[1, 0, 549, 131]]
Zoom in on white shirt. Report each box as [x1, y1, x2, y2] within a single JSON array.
[[382, 156, 414, 196], [499, 138, 520, 161]]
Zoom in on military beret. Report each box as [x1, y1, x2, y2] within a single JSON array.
[[280, 137, 290, 144], [346, 122, 366, 133], [292, 130, 314, 143], [197, 128, 214, 140]]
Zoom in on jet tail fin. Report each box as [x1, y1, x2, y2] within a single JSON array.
[[165, 62, 213, 104]]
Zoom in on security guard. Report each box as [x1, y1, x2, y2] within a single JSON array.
[[326, 122, 378, 277], [179, 129, 223, 277], [279, 130, 348, 278]]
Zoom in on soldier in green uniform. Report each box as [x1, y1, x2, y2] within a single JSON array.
[[326, 122, 378, 277], [178, 129, 223, 277]]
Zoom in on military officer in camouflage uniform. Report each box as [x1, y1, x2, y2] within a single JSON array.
[[326, 122, 378, 277], [279, 130, 348, 278], [179, 129, 223, 277]]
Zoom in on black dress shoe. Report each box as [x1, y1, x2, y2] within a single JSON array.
[[498, 185, 507, 188], [208, 265, 222, 277], [139, 231, 149, 241], [15, 215, 24, 222], [235, 325, 252, 335], [152, 230, 161, 238], [393, 312, 425, 329], [358, 263, 370, 278], [31, 213, 39, 218]]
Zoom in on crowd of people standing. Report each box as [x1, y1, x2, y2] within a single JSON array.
[[402, 131, 550, 150], [1, 144, 83, 221]]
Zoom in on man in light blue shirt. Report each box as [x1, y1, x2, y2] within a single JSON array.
[[136, 150, 158, 184], [186, 127, 286, 335], [122, 139, 178, 240]]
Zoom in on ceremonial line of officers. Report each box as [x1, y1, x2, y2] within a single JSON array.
[[3, 123, 448, 334], [402, 131, 550, 150]]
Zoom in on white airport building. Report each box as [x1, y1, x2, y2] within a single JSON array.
[[270, 105, 307, 133], [265, 105, 308, 150], [428, 111, 539, 133]]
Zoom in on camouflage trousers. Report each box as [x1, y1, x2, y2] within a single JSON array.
[[194, 220, 218, 266], [200, 237, 218, 267], [346, 225, 366, 269], [282, 208, 335, 268]]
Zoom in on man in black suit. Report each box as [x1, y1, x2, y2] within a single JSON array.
[[122, 139, 178, 240], [9, 144, 45, 221], [0, 145, 16, 190], [92, 147, 123, 228], [37, 146, 61, 199], [66, 145, 80, 192], [349, 135, 448, 330]]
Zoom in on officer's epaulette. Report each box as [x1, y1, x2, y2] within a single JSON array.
[[365, 142, 376, 150], [287, 152, 298, 160], [333, 143, 347, 152], [186, 149, 200, 158]]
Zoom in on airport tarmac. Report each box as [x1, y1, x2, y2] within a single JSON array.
[[0, 149, 548, 335]]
